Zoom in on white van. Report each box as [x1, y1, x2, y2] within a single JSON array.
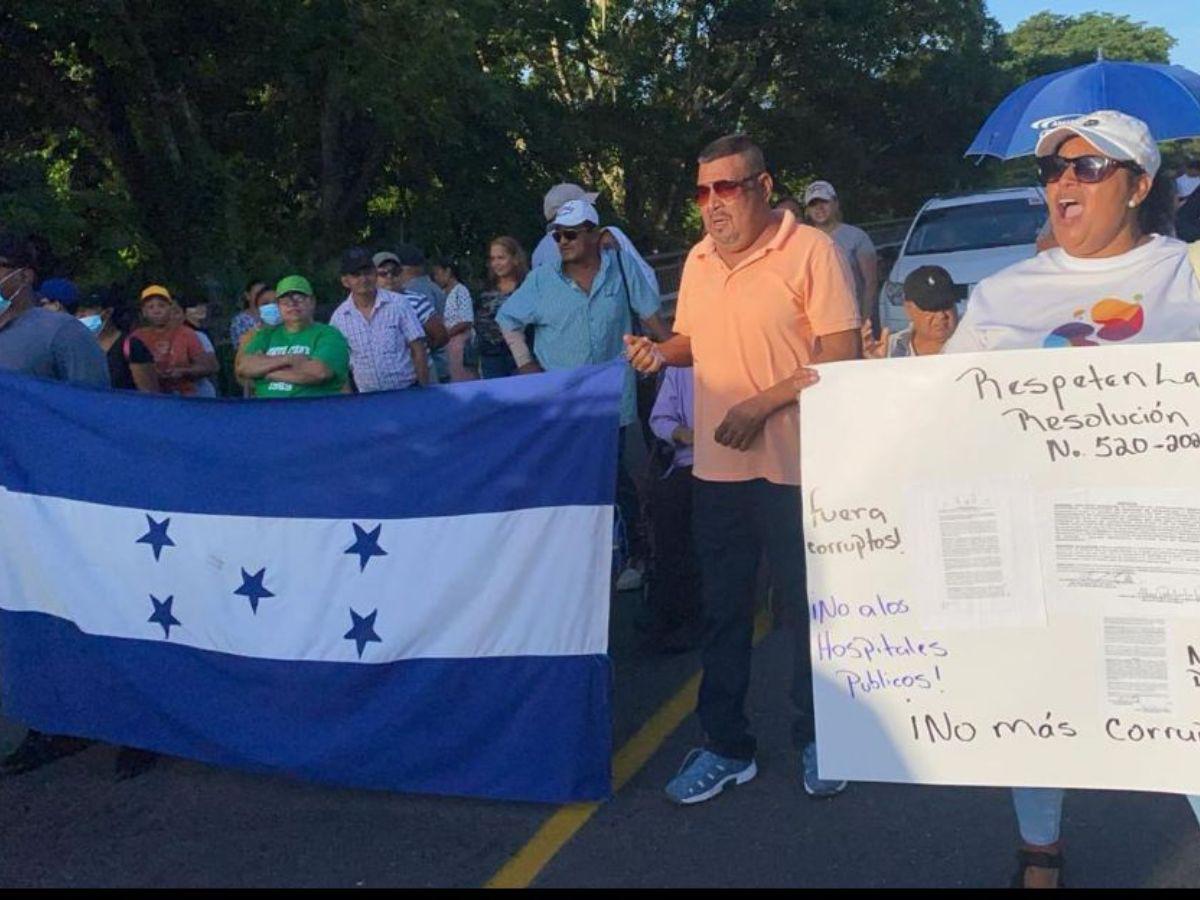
[[877, 187, 1047, 335]]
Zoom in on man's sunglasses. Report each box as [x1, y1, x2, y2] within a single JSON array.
[[694, 172, 764, 205], [1036, 154, 1142, 186], [376, 265, 400, 277], [552, 226, 593, 243]]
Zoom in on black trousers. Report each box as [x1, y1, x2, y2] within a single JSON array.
[[615, 427, 648, 562], [646, 464, 702, 634], [692, 477, 812, 760]]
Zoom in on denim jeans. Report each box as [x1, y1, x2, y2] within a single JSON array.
[[1013, 787, 1200, 845]]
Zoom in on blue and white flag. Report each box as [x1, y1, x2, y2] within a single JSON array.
[[0, 363, 621, 803]]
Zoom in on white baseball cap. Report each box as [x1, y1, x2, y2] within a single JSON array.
[[1034, 110, 1160, 179], [551, 199, 600, 229], [543, 183, 600, 222], [803, 180, 837, 204]]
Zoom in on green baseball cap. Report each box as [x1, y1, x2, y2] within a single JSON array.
[[275, 274, 313, 298]]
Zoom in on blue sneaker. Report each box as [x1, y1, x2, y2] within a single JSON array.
[[665, 748, 757, 805], [801, 742, 847, 797]]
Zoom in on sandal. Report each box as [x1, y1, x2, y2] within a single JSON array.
[[1011, 847, 1065, 888]]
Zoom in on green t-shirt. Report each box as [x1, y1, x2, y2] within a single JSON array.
[[243, 323, 350, 398]]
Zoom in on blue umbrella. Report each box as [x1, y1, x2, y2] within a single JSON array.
[[966, 58, 1200, 159]]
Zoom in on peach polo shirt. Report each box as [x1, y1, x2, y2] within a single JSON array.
[[673, 211, 859, 486]]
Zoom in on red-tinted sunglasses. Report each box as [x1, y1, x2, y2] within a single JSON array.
[[694, 172, 764, 205]]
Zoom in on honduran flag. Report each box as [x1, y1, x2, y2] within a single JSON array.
[[0, 362, 621, 803]]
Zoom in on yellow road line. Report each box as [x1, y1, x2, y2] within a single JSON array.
[[484, 608, 774, 889]]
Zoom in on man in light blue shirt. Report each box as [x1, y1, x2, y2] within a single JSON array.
[[499, 198, 668, 590], [497, 199, 667, 426]]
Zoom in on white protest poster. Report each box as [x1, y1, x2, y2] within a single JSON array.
[[801, 342, 1200, 793]]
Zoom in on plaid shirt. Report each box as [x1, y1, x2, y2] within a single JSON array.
[[330, 289, 427, 392]]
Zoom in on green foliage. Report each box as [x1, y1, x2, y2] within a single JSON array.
[[1005, 11, 1176, 82], [0, 2, 1186, 323]]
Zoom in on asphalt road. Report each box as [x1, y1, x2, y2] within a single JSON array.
[[2, 587, 1198, 888]]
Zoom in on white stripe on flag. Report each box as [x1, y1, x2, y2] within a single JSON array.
[[0, 488, 612, 663]]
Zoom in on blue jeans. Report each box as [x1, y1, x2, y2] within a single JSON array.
[[1013, 787, 1200, 845]]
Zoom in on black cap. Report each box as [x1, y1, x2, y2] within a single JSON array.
[[394, 242, 425, 267], [903, 265, 961, 312], [340, 246, 375, 275]]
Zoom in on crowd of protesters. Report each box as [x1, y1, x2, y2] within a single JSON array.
[[2, 110, 1199, 888]]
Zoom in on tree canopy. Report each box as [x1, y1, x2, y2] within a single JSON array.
[[0, 2, 1183, 311]]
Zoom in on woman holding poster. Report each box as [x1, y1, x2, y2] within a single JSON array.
[[941, 110, 1199, 888]]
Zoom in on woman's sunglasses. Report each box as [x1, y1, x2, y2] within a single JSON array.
[[694, 172, 764, 205], [1036, 154, 1142, 186]]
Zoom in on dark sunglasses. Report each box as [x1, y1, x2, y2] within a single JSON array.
[[1036, 154, 1142, 186], [552, 226, 593, 243], [694, 172, 764, 205], [376, 265, 399, 277]]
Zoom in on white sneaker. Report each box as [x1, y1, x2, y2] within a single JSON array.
[[615, 565, 644, 591]]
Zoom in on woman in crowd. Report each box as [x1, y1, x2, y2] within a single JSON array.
[[474, 237, 527, 379], [235, 285, 279, 396], [130, 285, 217, 396], [938, 110, 1197, 888], [431, 257, 476, 382], [70, 291, 160, 392], [230, 279, 268, 347]]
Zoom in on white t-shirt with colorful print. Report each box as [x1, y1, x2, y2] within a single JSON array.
[[943, 236, 1200, 354]]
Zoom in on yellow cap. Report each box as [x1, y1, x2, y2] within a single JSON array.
[[139, 284, 172, 303]]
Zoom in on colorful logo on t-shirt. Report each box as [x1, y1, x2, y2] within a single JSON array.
[[1043, 296, 1144, 348]]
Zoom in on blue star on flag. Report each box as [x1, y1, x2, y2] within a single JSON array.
[[136, 514, 175, 561], [344, 607, 382, 659], [345, 523, 387, 572], [234, 567, 275, 614], [148, 594, 181, 639]]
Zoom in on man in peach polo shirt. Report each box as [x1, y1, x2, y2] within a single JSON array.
[[626, 134, 860, 803]]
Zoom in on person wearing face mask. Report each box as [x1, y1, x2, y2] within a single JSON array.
[[0, 234, 108, 780], [129, 285, 215, 396], [235, 287, 280, 397], [860, 265, 961, 358], [68, 291, 159, 392], [938, 110, 1200, 888], [230, 279, 267, 347], [238, 274, 350, 397], [0, 233, 107, 388]]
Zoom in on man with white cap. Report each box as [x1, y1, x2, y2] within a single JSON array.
[[804, 180, 878, 329], [498, 197, 668, 587], [532, 183, 660, 295]]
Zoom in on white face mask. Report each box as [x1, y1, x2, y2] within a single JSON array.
[[0, 268, 23, 316], [78, 314, 104, 334]]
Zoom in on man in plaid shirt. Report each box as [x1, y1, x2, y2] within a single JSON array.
[[330, 246, 430, 392]]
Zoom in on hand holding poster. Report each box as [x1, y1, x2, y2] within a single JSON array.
[[802, 343, 1200, 794]]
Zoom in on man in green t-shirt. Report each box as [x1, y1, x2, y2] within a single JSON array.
[[236, 275, 350, 398]]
